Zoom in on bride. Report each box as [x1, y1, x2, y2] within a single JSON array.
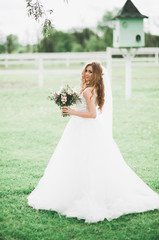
[[27, 62, 159, 223]]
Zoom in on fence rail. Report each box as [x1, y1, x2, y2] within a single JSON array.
[[0, 48, 158, 87]]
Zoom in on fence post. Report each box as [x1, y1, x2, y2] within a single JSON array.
[[38, 57, 43, 88], [66, 52, 70, 67], [155, 51, 159, 65], [106, 47, 112, 82], [5, 55, 8, 69], [125, 48, 132, 100]]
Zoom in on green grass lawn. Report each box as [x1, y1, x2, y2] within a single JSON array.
[[0, 65, 159, 240]]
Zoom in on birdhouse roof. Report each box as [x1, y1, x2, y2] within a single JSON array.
[[113, 0, 148, 19]]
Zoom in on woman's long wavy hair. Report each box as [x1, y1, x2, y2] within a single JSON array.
[[80, 62, 105, 111]]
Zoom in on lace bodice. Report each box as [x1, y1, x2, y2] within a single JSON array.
[[75, 88, 97, 112]]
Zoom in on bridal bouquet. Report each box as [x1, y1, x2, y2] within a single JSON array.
[[48, 85, 81, 117]]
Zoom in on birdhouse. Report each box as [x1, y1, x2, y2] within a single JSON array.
[[112, 0, 148, 48]]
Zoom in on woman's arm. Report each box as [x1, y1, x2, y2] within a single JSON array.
[[62, 88, 96, 118]]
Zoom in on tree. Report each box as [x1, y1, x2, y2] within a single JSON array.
[[25, 0, 68, 36], [97, 9, 119, 48], [0, 34, 6, 53], [71, 28, 98, 50], [85, 35, 105, 52], [39, 30, 72, 52], [6, 34, 19, 53], [71, 42, 83, 52], [145, 33, 159, 47]]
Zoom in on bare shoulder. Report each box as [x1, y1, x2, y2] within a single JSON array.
[[83, 88, 96, 104], [83, 87, 93, 96]]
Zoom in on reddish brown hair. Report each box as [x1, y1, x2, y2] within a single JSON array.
[[80, 62, 105, 111]]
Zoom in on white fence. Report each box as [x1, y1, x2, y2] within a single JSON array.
[[0, 48, 158, 87]]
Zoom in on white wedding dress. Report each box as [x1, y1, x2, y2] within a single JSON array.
[[27, 68, 159, 223]]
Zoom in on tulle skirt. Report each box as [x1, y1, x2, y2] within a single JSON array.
[[27, 116, 159, 223]]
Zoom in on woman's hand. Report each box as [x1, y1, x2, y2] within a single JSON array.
[[62, 106, 75, 116]]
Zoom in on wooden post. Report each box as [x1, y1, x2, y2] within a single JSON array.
[[106, 47, 112, 82], [125, 48, 132, 100], [38, 57, 43, 88]]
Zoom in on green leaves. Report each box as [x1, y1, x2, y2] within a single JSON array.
[[42, 19, 54, 37], [26, 0, 44, 21], [26, 0, 54, 37]]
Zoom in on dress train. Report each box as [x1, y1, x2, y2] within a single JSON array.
[[27, 89, 159, 223]]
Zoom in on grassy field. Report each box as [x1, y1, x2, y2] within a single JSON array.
[[0, 65, 159, 240]]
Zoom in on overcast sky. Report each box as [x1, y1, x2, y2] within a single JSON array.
[[0, 0, 158, 44]]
